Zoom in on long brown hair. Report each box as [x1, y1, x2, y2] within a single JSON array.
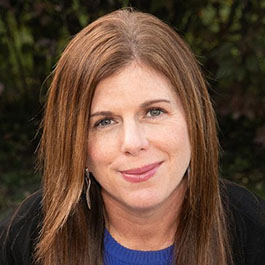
[[37, 8, 232, 265]]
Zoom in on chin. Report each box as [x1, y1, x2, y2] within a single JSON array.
[[124, 192, 165, 211]]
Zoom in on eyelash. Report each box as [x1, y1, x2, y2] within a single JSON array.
[[94, 118, 114, 128], [145, 107, 166, 118], [93, 107, 166, 129]]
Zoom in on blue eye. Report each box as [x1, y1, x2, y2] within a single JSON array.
[[146, 108, 164, 117], [94, 118, 114, 128]]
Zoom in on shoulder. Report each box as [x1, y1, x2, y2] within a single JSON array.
[[0, 190, 43, 265], [221, 180, 265, 265], [222, 180, 265, 229]]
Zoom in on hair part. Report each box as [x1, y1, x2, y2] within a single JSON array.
[[37, 8, 232, 265]]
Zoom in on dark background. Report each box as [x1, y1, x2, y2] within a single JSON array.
[[0, 0, 264, 219]]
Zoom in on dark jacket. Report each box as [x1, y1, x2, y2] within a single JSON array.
[[1, 181, 265, 265]]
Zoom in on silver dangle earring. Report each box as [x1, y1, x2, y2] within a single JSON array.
[[187, 166, 190, 178], [85, 168, 91, 210], [186, 166, 191, 187], [185, 166, 191, 199]]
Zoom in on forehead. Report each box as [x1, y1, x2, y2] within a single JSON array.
[[90, 62, 179, 111]]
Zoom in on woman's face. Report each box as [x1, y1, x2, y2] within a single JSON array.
[[87, 62, 191, 211]]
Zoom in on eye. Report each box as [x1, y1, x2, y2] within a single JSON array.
[[94, 118, 114, 128], [146, 108, 165, 118]]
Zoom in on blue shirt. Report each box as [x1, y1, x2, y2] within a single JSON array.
[[104, 229, 174, 265]]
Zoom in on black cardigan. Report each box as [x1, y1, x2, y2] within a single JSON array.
[[1, 181, 265, 265]]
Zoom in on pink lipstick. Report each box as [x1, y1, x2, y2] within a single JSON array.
[[120, 162, 162, 183]]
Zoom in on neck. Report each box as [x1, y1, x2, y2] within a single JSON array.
[[103, 179, 186, 251]]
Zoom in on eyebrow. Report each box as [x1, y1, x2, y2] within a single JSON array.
[[90, 99, 171, 118], [140, 99, 171, 108]]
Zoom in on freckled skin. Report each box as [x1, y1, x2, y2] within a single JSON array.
[[87, 62, 191, 213]]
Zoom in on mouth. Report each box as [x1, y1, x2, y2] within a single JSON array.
[[120, 161, 163, 183]]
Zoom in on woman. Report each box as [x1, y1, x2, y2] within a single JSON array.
[[1, 8, 264, 265]]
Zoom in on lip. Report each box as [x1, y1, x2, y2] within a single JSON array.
[[120, 162, 162, 183]]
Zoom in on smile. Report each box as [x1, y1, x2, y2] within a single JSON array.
[[120, 162, 162, 183]]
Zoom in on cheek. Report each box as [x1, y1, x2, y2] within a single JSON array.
[[160, 124, 191, 169], [87, 135, 117, 172], [155, 121, 190, 151], [174, 127, 190, 154], [86, 148, 110, 187]]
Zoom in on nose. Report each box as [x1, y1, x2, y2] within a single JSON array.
[[121, 119, 149, 156]]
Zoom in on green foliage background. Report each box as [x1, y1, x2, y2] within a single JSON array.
[[0, 0, 265, 218]]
